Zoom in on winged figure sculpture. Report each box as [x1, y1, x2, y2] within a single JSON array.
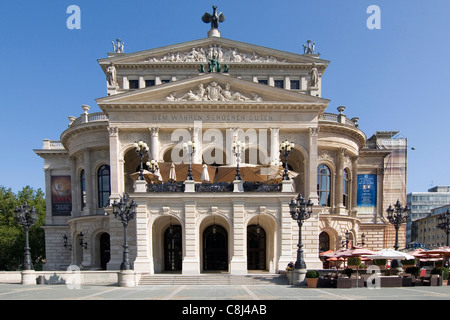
[[202, 5, 225, 30]]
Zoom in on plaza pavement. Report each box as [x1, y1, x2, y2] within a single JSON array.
[[1, 283, 450, 300]]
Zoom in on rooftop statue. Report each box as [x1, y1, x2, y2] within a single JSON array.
[[202, 5, 225, 30], [112, 39, 125, 53]]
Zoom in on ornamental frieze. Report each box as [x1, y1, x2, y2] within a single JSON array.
[[166, 82, 263, 102], [145, 45, 286, 64]]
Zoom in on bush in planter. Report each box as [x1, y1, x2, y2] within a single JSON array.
[[306, 270, 320, 278], [432, 267, 449, 280], [306, 270, 320, 288], [348, 257, 361, 266]]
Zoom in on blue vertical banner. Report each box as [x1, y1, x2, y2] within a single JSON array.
[[357, 174, 377, 214]]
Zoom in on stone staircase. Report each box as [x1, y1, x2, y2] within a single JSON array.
[[138, 273, 289, 286]]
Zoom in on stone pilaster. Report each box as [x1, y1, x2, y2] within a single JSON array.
[[230, 199, 247, 274], [108, 127, 121, 202], [133, 201, 153, 273], [277, 199, 294, 271], [183, 200, 200, 274], [307, 127, 319, 205]]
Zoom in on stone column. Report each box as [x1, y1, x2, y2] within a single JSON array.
[[83, 148, 93, 215], [351, 157, 359, 216], [335, 148, 346, 214], [70, 156, 80, 217], [149, 127, 160, 162], [307, 127, 320, 205], [108, 127, 121, 202], [182, 200, 200, 274], [44, 167, 52, 225], [230, 199, 247, 274], [377, 167, 385, 222], [269, 128, 280, 164]]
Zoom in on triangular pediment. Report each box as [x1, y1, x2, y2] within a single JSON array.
[[96, 73, 330, 110], [98, 37, 329, 69]]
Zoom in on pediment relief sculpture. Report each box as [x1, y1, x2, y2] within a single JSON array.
[[145, 45, 286, 64], [166, 82, 263, 102]]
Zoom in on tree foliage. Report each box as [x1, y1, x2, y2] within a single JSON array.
[[0, 186, 46, 270]]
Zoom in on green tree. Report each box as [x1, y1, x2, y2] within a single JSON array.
[[0, 186, 46, 270]]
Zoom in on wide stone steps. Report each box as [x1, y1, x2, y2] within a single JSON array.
[[138, 274, 288, 286]]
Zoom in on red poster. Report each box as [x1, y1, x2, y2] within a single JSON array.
[[51, 176, 72, 216]]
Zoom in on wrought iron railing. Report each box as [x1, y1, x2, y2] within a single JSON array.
[[146, 181, 281, 193], [195, 182, 233, 192], [147, 182, 185, 192], [243, 182, 281, 192]]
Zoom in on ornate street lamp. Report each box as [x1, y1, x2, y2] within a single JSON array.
[[14, 202, 38, 270], [279, 140, 294, 180], [232, 140, 245, 180], [78, 232, 88, 249], [289, 194, 313, 269], [183, 141, 196, 180], [437, 209, 450, 246], [134, 140, 149, 181], [386, 199, 410, 268], [112, 193, 137, 270], [341, 230, 350, 249], [358, 233, 366, 247], [63, 234, 72, 251], [146, 159, 159, 174]]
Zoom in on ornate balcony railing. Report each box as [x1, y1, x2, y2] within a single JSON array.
[[195, 182, 233, 192], [319, 112, 358, 128], [146, 181, 282, 193], [243, 182, 281, 192], [147, 182, 185, 193], [70, 112, 109, 127]]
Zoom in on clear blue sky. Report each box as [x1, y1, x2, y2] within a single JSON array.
[[0, 0, 449, 194]]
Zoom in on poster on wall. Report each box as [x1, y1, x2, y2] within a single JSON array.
[[357, 174, 377, 214], [51, 176, 72, 216]]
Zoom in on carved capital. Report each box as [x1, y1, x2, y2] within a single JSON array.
[[309, 127, 320, 136], [107, 126, 118, 137], [149, 127, 159, 137]]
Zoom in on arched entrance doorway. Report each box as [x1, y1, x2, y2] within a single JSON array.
[[247, 225, 266, 270], [100, 233, 110, 270], [319, 231, 330, 253], [203, 225, 228, 271], [164, 225, 182, 271]]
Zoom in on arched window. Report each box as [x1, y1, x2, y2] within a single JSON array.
[[80, 169, 86, 209], [98, 165, 111, 208], [317, 164, 331, 206], [343, 169, 349, 209]]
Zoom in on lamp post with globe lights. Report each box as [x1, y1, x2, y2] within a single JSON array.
[[183, 141, 196, 180], [232, 140, 245, 180], [279, 140, 294, 180], [289, 194, 314, 270], [134, 140, 149, 181], [386, 199, 410, 269]]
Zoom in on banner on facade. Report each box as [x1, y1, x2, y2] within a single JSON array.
[[51, 176, 72, 216], [357, 174, 377, 214]]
